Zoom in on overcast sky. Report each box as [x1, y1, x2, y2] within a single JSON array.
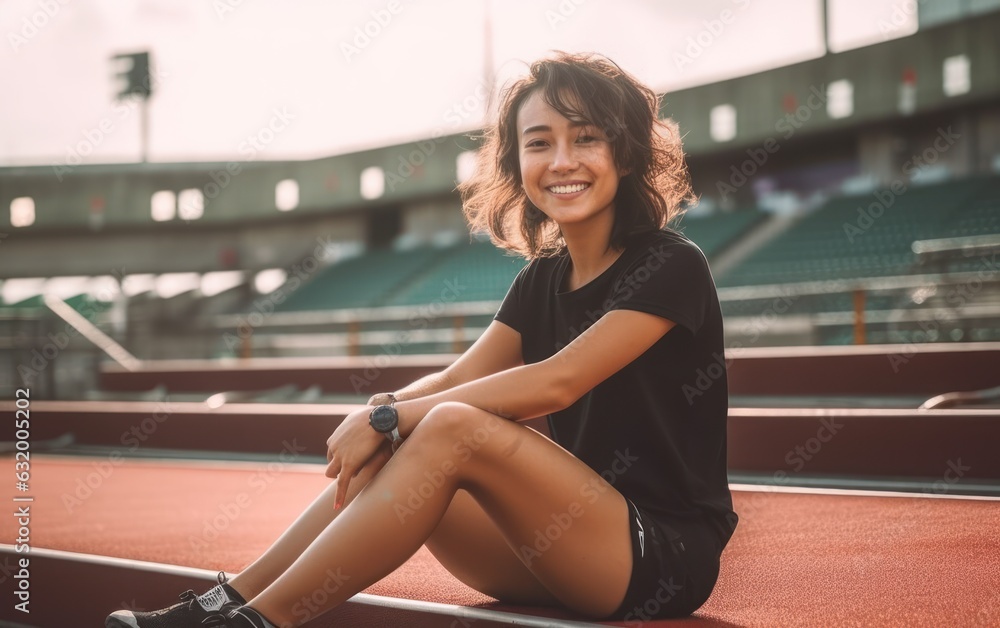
[[0, 0, 917, 166]]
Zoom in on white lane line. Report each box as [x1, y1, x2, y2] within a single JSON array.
[[730, 483, 1000, 501]]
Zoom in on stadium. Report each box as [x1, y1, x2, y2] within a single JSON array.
[[1, 1, 999, 626]]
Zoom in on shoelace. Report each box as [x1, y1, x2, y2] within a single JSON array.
[[201, 602, 241, 627], [179, 572, 237, 619], [179, 589, 198, 609], [175, 572, 234, 612]]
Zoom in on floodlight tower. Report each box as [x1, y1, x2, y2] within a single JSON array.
[[111, 51, 153, 162]]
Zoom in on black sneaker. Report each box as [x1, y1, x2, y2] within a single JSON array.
[[202, 603, 278, 628], [105, 571, 247, 628]]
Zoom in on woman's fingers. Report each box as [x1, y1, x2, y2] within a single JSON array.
[[335, 465, 354, 509], [325, 449, 356, 506], [325, 447, 343, 479]]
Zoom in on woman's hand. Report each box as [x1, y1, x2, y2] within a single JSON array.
[[325, 405, 387, 508], [367, 392, 394, 406]]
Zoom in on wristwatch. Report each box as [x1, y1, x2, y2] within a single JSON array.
[[369, 395, 403, 451]]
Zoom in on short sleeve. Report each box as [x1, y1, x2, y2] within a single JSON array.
[[494, 261, 532, 334], [609, 238, 714, 335]]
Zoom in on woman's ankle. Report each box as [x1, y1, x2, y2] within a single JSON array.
[[226, 573, 261, 603]]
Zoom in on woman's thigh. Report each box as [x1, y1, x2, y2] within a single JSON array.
[[424, 488, 562, 607], [409, 403, 634, 618]]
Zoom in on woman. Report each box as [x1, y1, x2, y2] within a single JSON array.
[[107, 51, 737, 628]]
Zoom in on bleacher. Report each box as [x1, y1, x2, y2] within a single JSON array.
[[672, 208, 767, 258], [264, 210, 767, 314], [186, 184, 998, 354], [274, 246, 451, 311], [944, 180, 1000, 238], [0, 292, 111, 318], [2, 178, 996, 366], [708, 175, 1000, 345], [716, 177, 994, 287], [382, 240, 527, 306]]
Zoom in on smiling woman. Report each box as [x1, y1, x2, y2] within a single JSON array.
[[106, 51, 736, 628], [461, 51, 695, 260]]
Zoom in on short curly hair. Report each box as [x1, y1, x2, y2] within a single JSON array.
[[459, 51, 695, 259]]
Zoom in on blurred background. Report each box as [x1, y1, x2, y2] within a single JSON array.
[[2, 0, 999, 399]]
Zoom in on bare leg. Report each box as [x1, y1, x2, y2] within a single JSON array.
[[422, 488, 562, 607], [227, 442, 394, 601], [249, 402, 633, 626], [233, 439, 564, 610]]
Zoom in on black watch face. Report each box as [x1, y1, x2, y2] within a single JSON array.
[[370, 405, 398, 433]]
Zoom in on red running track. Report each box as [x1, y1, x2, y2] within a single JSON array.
[[3, 456, 999, 627]]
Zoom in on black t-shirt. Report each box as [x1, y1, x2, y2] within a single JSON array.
[[494, 228, 737, 546]]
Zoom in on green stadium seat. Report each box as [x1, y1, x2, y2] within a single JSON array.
[[274, 247, 450, 311], [671, 209, 766, 258], [0, 293, 110, 317], [382, 241, 526, 307], [718, 176, 995, 287]]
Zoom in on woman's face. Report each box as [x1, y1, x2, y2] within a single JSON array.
[[516, 90, 626, 230]]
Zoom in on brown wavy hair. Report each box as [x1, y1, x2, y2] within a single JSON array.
[[459, 51, 695, 259]]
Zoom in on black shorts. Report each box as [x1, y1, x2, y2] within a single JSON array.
[[603, 499, 722, 623]]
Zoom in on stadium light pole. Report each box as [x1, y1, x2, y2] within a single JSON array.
[[820, 0, 830, 55], [483, 0, 496, 118], [111, 51, 154, 163]]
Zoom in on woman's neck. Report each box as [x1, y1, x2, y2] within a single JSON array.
[[560, 213, 623, 291]]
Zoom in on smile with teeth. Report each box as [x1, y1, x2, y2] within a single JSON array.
[[548, 183, 590, 194]]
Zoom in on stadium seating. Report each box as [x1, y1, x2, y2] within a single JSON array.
[[672, 208, 766, 258], [268, 210, 767, 314], [274, 246, 450, 311], [717, 176, 997, 287], [944, 179, 1000, 238], [381, 240, 526, 307], [0, 292, 111, 316], [713, 176, 1000, 345]]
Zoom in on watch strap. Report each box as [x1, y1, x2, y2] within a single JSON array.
[[388, 395, 399, 445]]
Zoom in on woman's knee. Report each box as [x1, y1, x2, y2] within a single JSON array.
[[407, 402, 524, 468], [409, 402, 479, 443]]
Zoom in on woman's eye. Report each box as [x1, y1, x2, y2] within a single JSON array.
[[576, 135, 597, 143], [525, 140, 547, 148]]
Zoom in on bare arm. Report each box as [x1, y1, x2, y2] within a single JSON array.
[[367, 371, 453, 406], [326, 310, 674, 507], [393, 310, 677, 437], [367, 320, 524, 405]]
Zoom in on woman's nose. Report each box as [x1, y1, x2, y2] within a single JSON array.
[[549, 142, 579, 172]]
